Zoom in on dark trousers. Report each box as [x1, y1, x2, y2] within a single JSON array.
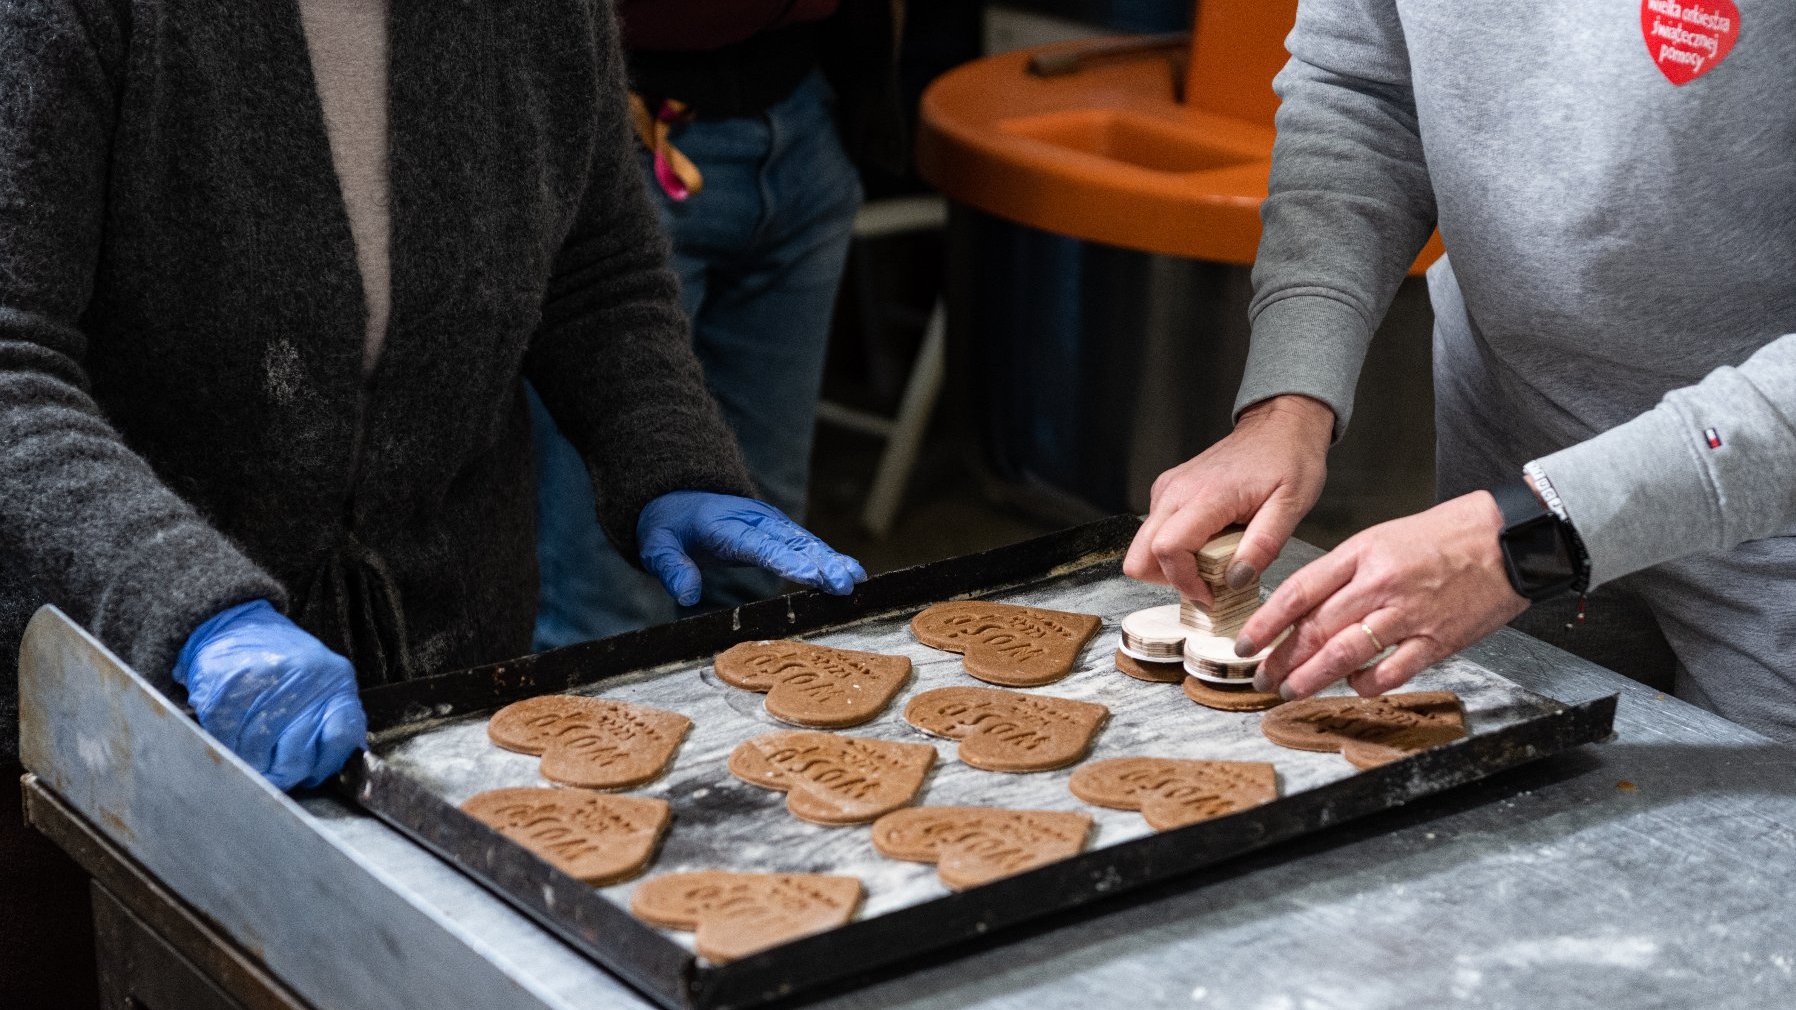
[[3, 764, 99, 1010]]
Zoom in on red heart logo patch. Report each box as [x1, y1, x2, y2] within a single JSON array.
[[1641, 0, 1740, 86]]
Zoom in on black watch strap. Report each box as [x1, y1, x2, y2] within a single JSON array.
[[1491, 480, 1591, 600], [1491, 481, 1548, 527]]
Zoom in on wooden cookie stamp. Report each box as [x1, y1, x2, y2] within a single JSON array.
[[488, 695, 691, 790], [870, 806, 1092, 889], [910, 601, 1101, 687], [1261, 691, 1467, 769], [630, 871, 863, 963], [460, 787, 670, 885], [1069, 757, 1278, 830], [713, 640, 911, 728], [903, 686, 1108, 772], [728, 731, 936, 825]]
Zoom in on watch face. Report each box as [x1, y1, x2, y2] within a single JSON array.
[[1508, 514, 1574, 590]]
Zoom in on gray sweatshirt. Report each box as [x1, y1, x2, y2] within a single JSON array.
[[1235, 0, 1796, 588]]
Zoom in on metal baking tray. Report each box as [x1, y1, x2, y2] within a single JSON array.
[[345, 516, 1616, 1010]]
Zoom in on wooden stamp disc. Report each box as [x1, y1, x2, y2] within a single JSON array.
[[487, 695, 691, 790], [727, 731, 936, 825], [1068, 757, 1278, 830], [903, 686, 1108, 772], [910, 601, 1101, 687], [1181, 674, 1283, 712], [460, 787, 670, 885], [1260, 691, 1467, 769], [630, 871, 863, 963], [713, 640, 911, 728], [1114, 649, 1186, 684], [870, 806, 1092, 889]]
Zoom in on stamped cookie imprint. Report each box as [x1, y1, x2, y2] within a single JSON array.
[[910, 601, 1101, 687], [728, 731, 936, 825], [903, 686, 1108, 772], [871, 806, 1092, 889], [1261, 691, 1466, 769], [487, 694, 691, 789], [714, 640, 910, 728], [460, 787, 670, 885], [1069, 757, 1278, 830], [630, 871, 863, 963]]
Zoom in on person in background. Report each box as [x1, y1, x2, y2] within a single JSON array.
[[1126, 1, 1795, 739], [0, 1, 865, 1005], [531, 0, 905, 648]]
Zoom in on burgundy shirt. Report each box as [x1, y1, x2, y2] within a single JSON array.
[[619, 0, 840, 53]]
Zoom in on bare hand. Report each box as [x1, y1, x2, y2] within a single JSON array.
[[1239, 491, 1529, 700], [1123, 395, 1333, 604]]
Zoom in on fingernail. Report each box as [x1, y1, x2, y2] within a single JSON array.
[[1234, 636, 1257, 658], [1279, 681, 1300, 701], [1252, 671, 1272, 693], [1226, 562, 1257, 590]]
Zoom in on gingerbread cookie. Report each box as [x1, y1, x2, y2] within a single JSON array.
[[728, 731, 935, 825], [871, 806, 1092, 889], [1261, 691, 1466, 769], [488, 694, 690, 789], [1069, 757, 1277, 830], [1181, 674, 1283, 712], [714, 640, 910, 728], [903, 686, 1107, 772], [630, 871, 863, 963], [1115, 649, 1185, 684], [910, 601, 1101, 687], [460, 787, 669, 885]]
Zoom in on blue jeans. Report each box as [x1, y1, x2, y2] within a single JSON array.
[[531, 71, 863, 649]]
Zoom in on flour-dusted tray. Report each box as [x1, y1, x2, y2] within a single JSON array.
[[345, 517, 1615, 1010]]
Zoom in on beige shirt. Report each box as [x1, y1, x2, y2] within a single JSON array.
[[295, 0, 391, 375]]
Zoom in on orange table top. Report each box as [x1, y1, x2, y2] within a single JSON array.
[[918, 41, 1442, 272]]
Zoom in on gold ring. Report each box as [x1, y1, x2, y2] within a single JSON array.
[[1360, 623, 1384, 654]]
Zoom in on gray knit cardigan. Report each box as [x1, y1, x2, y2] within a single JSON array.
[[0, 0, 755, 757]]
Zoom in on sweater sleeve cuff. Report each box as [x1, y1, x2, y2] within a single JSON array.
[[1233, 293, 1372, 443], [1529, 408, 1718, 588], [91, 521, 286, 693]]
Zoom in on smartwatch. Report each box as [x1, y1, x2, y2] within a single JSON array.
[[1490, 481, 1589, 601]]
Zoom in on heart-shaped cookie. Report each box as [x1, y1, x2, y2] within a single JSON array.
[[911, 601, 1101, 687], [1114, 648, 1185, 684], [1261, 691, 1466, 769], [903, 686, 1107, 772], [714, 640, 910, 728], [870, 806, 1092, 889], [727, 731, 936, 825], [459, 787, 670, 885], [1069, 757, 1277, 830], [630, 871, 863, 963], [488, 694, 691, 789]]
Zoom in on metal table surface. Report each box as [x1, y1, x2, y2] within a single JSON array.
[[23, 542, 1796, 1010]]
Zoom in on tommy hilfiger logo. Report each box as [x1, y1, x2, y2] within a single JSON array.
[[1705, 427, 1723, 449]]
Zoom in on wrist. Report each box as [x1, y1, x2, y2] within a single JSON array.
[[1236, 394, 1336, 445]]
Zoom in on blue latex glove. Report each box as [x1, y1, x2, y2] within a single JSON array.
[[172, 600, 368, 791], [637, 491, 869, 607]]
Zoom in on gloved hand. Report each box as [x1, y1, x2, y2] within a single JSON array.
[[637, 491, 869, 607], [172, 600, 368, 791]]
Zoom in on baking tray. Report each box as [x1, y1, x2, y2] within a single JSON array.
[[345, 516, 1617, 1010]]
